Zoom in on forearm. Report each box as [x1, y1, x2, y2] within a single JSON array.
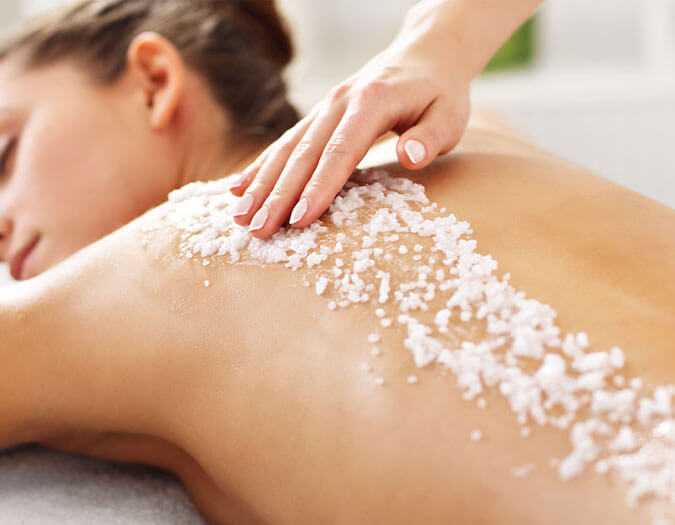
[[393, 0, 544, 80]]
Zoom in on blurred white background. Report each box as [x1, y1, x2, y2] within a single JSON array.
[[0, 0, 674, 285]]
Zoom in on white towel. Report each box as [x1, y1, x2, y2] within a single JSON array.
[[0, 443, 206, 524]]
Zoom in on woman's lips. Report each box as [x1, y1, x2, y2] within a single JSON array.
[[9, 236, 40, 281]]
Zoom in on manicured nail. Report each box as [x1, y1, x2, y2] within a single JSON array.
[[249, 205, 270, 231], [290, 196, 309, 225], [232, 193, 254, 216], [227, 173, 246, 190], [405, 139, 426, 164]]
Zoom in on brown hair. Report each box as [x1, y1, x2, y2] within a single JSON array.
[[0, 0, 300, 145]]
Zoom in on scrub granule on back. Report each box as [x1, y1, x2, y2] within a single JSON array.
[[146, 167, 675, 512]]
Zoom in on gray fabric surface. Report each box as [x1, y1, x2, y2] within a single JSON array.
[[0, 443, 206, 524]]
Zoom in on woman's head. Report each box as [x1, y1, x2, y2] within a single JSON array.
[[0, 0, 299, 281]]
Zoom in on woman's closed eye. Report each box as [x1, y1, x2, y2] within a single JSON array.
[[0, 136, 17, 177]]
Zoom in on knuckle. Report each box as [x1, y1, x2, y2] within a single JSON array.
[[305, 177, 333, 198], [356, 79, 389, 103], [267, 183, 294, 202], [290, 140, 317, 160], [323, 136, 351, 159], [327, 82, 350, 103], [274, 137, 296, 157]]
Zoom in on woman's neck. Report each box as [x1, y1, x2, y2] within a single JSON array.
[[181, 137, 269, 189]]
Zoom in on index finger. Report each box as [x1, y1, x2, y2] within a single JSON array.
[[229, 106, 319, 196], [289, 103, 393, 228]]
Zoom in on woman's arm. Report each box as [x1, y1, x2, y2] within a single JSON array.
[[393, 0, 543, 79], [228, 0, 544, 240]]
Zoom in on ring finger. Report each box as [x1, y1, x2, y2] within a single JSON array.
[[231, 99, 347, 230]]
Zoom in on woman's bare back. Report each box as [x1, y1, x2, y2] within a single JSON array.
[[3, 127, 674, 524]]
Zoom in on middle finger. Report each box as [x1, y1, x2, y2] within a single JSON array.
[[232, 99, 347, 232]]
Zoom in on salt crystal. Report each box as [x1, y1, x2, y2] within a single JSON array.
[[630, 377, 644, 390], [407, 375, 419, 384], [315, 276, 329, 296], [610, 425, 638, 451], [159, 165, 675, 513], [380, 318, 392, 327], [470, 429, 482, 441], [204, 280, 210, 287], [368, 333, 381, 343], [361, 362, 372, 373], [653, 419, 675, 443], [610, 347, 625, 369], [371, 347, 381, 357], [520, 426, 531, 438]]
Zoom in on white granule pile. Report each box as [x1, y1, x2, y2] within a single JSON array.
[[148, 167, 675, 512]]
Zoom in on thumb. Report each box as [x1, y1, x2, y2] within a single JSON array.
[[396, 99, 464, 170]]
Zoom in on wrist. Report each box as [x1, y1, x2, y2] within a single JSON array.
[[394, 0, 542, 81]]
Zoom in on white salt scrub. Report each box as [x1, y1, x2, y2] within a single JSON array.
[[149, 167, 675, 512]]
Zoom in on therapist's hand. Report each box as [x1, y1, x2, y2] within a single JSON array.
[[227, 41, 471, 239]]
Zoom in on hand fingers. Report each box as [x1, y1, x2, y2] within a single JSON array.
[[228, 110, 317, 196], [286, 102, 393, 230], [231, 97, 347, 232], [396, 97, 468, 170]]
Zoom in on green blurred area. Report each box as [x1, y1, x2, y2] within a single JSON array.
[[481, 15, 536, 74]]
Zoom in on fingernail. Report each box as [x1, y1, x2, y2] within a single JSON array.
[[232, 193, 254, 216], [290, 196, 309, 225], [227, 173, 245, 190], [405, 139, 426, 164], [249, 205, 270, 231]]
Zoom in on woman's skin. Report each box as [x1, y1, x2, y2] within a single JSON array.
[[0, 24, 673, 525], [0, 32, 265, 280], [1, 122, 674, 524], [230, 0, 543, 239]]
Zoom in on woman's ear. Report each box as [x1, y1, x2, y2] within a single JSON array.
[[126, 32, 185, 131]]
